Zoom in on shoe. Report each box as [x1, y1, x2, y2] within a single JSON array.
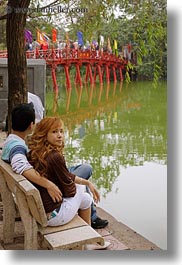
[[84, 241, 111, 250], [91, 217, 109, 229]]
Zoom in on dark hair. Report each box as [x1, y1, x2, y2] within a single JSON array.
[[12, 103, 35, 132]]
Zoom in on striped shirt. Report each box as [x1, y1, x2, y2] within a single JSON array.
[[1, 134, 33, 174]]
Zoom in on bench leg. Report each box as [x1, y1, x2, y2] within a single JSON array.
[[0, 170, 16, 243], [16, 188, 38, 249]]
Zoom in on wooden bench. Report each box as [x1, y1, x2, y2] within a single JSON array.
[[0, 159, 104, 250]]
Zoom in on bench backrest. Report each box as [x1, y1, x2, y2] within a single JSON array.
[[0, 159, 47, 227]]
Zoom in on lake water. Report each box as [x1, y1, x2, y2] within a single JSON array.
[[46, 80, 167, 249]]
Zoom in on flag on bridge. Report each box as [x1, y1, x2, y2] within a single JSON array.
[[113, 39, 118, 56], [37, 30, 50, 44], [107, 38, 111, 51], [24, 29, 32, 43], [42, 33, 50, 42], [52, 28, 57, 42], [99, 35, 104, 47], [65, 31, 70, 47], [77, 31, 84, 47]]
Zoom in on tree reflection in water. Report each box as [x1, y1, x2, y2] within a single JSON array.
[[46, 81, 167, 196]]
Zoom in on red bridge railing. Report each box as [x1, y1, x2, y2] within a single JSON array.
[[0, 48, 127, 90], [25, 48, 126, 65]]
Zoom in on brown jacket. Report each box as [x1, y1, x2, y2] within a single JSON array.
[[30, 150, 76, 213]]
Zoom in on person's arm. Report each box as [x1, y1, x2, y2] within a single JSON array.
[[44, 151, 100, 203], [11, 153, 62, 203], [75, 176, 100, 204], [23, 168, 62, 203]]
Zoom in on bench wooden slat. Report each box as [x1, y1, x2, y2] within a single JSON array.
[[18, 179, 47, 227], [38, 215, 87, 235], [0, 159, 24, 192], [43, 226, 104, 250], [0, 167, 16, 243], [15, 186, 38, 249]]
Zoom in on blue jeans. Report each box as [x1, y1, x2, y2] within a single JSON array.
[[69, 164, 97, 222]]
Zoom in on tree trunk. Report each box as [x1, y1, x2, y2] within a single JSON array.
[[6, 0, 31, 133]]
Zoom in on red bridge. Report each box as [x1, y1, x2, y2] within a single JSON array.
[[0, 48, 127, 92]]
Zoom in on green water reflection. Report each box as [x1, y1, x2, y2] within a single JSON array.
[[46, 81, 167, 196]]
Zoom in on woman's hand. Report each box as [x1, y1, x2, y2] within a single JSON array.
[[47, 180, 63, 203], [88, 181, 100, 204]]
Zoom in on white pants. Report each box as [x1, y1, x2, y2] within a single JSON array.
[[47, 184, 92, 226]]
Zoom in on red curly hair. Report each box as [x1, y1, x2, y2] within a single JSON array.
[[27, 117, 64, 178]]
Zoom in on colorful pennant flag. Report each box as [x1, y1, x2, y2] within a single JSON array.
[[42, 32, 50, 42], [107, 38, 112, 52], [24, 29, 32, 43], [37, 30, 49, 44], [99, 35, 104, 47], [52, 28, 57, 42], [114, 39, 118, 50], [65, 32, 69, 42], [77, 31, 84, 46], [113, 39, 118, 56]]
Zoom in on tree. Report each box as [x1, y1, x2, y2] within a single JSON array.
[[115, 0, 167, 83], [6, 0, 31, 133]]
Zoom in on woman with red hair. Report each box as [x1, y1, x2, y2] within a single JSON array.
[[27, 117, 100, 226]]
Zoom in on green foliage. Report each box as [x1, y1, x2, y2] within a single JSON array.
[[98, 0, 167, 81], [0, 1, 7, 48]]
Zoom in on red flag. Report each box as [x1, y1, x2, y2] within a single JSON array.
[[52, 28, 57, 42]]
